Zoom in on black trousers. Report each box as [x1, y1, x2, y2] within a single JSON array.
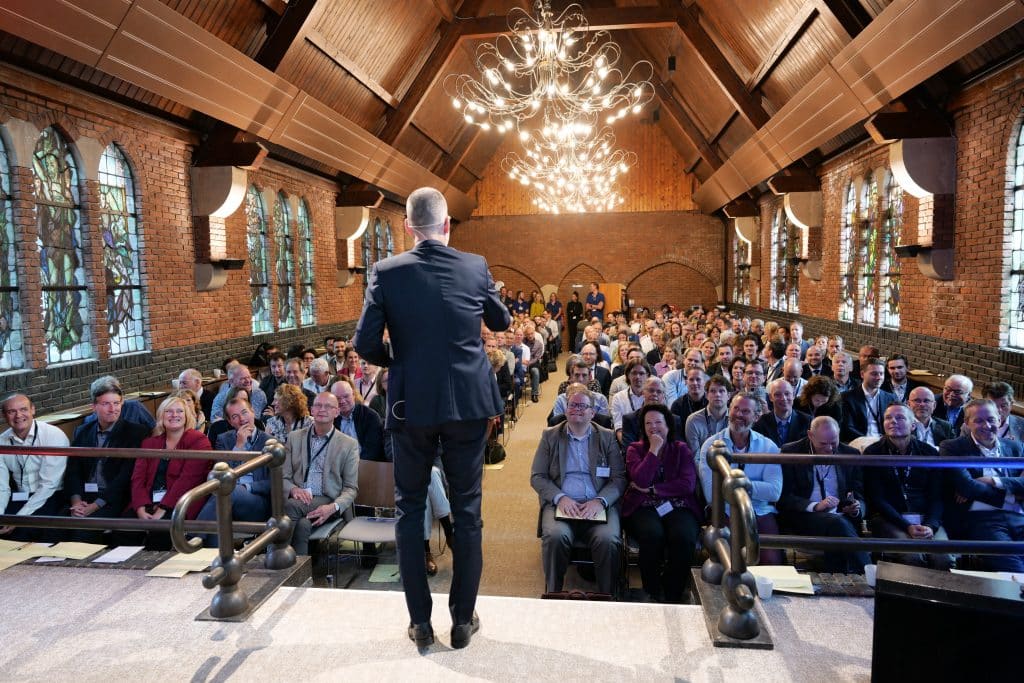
[[624, 506, 700, 603], [779, 511, 871, 573], [389, 418, 488, 626]]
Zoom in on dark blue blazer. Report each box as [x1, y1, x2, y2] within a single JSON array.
[[354, 239, 511, 428], [753, 410, 813, 448], [862, 437, 943, 531], [777, 437, 864, 515], [68, 418, 150, 515], [841, 386, 897, 442], [214, 428, 272, 496], [939, 435, 1024, 534], [334, 403, 386, 462]]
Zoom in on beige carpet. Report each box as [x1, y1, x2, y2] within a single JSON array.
[[0, 565, 874, 682]]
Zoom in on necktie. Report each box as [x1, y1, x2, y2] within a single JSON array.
[[778, 419, 789, 444]]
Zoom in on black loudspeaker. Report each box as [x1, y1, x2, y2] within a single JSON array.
[[871, 562, 1024, 682]]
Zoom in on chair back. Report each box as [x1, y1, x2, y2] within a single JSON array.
[[355, 459, 395, 508]]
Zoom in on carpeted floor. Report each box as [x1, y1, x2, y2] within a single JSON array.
[[0, 566, 874, 682]]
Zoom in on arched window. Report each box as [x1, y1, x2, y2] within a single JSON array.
[[273, 192, 295, 330], [0, 135, 24, 371], [245, 185, 272, 335], [880, 170, 903, 329], [98, 143, 147, 355], [838, 181, 857, 322], [297, 198, 316, 326], [770, 206, 798, 312], [33, 127, 92, 363], [1008, 120, 1024, 349], [857, 173, 880, 325], [733, 230, 750, 306], [385, 218, 394, 258], [374, 217, 384, 260]]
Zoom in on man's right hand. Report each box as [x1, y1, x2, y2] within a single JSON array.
[[556, 496, 581, 518], [813, 496, 839, 512], [290, 487, 313, 504], [907, 524, 933, 539]]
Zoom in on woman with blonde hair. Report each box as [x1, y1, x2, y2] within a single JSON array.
[[171, 388, 206, 434], [265, 383, 312, 443]]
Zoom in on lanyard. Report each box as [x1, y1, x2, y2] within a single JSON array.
[[6, 422, 38, 447], [307, 428, 334, 468], [815, 465, 833, 500]]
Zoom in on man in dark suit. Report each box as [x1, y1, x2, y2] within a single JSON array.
[[179, 368, 216, 422], [850, 344, 880, 382], [880, 353, 922, 403], [331, 379, 385, 461], [580, 341, 612, 397], [354, 187, 511, 649], [940, 399, 1024, 572], [754, 379, 812, 448], [934, 374, 973, 432], [841, 357, 897, 442], [778, 416, 871, 573], [909, 386, 956, 448], [620, 377, 682, 450], [764, 340, 787, 384], [66, 377, 149, 541], [801, 345, 832, 380]]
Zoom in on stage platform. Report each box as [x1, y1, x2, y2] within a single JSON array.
[[0, 564, 873, 681]]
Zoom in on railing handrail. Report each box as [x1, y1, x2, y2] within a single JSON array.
[[0, 514, 267, 534], [0, 444, 263, 461], [729, 452, 1024, 468]]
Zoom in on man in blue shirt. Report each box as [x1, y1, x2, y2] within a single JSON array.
[[585, 282, 606, 321]]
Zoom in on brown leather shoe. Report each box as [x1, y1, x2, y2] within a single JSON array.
[[425, 551, 438, 576]]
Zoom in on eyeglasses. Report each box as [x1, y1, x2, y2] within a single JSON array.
[[567, 402, 593, 411]]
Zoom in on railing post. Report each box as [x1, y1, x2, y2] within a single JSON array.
[[205, 461, 249, 619], [718, 470, 760, 640], [262, 438, 296, 570], [701, 439, 729, 584]]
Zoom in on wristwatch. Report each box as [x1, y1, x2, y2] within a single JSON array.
[[333, 502, 340, 513]]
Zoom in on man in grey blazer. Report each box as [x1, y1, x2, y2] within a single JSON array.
[[354, 187, 511, 649], [281, 392, 359, 556], [531, 389, 626, 597]]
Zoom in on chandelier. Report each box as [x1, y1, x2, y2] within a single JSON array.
[[445, 1, 654, 132]]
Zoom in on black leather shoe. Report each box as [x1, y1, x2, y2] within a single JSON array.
[[408, 621, 435, 648], [450, 612, 480, 649]]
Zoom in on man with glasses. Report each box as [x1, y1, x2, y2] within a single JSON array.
[[935, 374, 973, 432], [611, 358, 652, 442], [580, 341, 612, 397], [685, 375, 732, 456], [211, 363, 267, 421], [620, 377, 682, 450], [281, 392, 359, 558], [549, 357, 609, 424], [908, 386, 956, 447], [354, 187, 510, 649], [531, 386, 626, 596]]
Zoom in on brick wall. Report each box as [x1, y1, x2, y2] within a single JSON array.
[[451, 210, 728, 312], [0, 66, 383, 415]]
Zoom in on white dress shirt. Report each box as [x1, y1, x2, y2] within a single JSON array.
[[0, 420, 70, 516]]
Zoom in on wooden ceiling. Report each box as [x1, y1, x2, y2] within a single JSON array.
[[0, 0, 1021, 218]]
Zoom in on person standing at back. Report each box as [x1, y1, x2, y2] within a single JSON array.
[[354, 187, 511, 650]]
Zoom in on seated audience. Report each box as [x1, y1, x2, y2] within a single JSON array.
[[841, 357, 896, 442], [173, 388, 207, 435], [66, 377, 149, 541], [728, 357, 747, 394], [211, 362, 267, 421], [685, 375, 732, 457], [0, 393, 70, 540], [284, 358, 317, 409], [782, 358, 807, 397], [326, 340, 348, 377], [368, 367, 389, 420], [653, 347, 676, 377], [670, 368, 708, 426], [801, 345, 832, 379], [611, 358, 651, 442], [863, 404, 953, 570], [549, 362, 611, 425], [881, 353, 921, 403], [850, 344, 881, 381], [303, 357, 336, 395], [265, 383, 313, 444], [258, 352, 288, 407], [698, 391, 784, 564], [282, 392, 360, 556], [355, 361, 379, 406], [979, 381, 1024, 442], [908, 386, 956, 448], [609, 347, 646, 395], [778, 416, 870, 573], [580, 341, 612, 396], [622, 404, 702, 603], [620, 377, 682, 449], [754, 378, 812, 448], [797, 375, 845, 425], [531, 389, 626, 596], [940, 399, 1024, 572], [831, 352, 856, 394], [332, 377, 385, 461], [180, 368, 216, 423]]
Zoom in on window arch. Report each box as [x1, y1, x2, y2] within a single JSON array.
[[33, 127, 92, 363], [838, 181, 857, 322], [769, 205, 798, 313], [374, 217, 384, 260], [273, 192, 295, 330], [1008, 119, 1024, 349], [857, 173, 880, 325], [98, 143, 147, 355], [245, 185, 272, 335], [0, 134, 24, 371], [880, 170, 903, 329], [297, 198, 316, 327]]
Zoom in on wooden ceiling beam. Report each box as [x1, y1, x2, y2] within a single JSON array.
[[746, 3, 819, 91], [430, 0, 454, 23], [306, 29, 399, 107], [457, 6, 678, 38], [864, 111, 953, 144], [813, 0, 872, 40], [433, 125, 481, 181], [767, 171, 821, 194], [254, 0, 324, 73]]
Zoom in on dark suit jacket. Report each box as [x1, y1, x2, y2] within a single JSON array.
[[620, 410, 683, 453], [939, 435, 1024, 534], [841, 386, 897, 442], [880, 377, 923, 401], [753, 410, 813, 448], [199, 387, 216, 423], [214, 428, 272, 496], [933, 401, 966, 432], [593, 365, 612, 397], [354, 239, 511, 428], [68, 418, 150, 515], [862, 437, 943, 531], [334, 403, 386, 461], [670, 395, 708, 427], [777, 438, 864, 515], [802, 359, 833, 380], [921, 416, 956, 445]]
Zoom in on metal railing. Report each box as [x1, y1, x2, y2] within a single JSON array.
[[701, 442, 1024, 641], [0, 439, 296, 618]]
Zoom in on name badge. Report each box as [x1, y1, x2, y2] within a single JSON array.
[[596, 466, 610, 478], [152, 490, 166, 503], [84, 483, 100, 493], [904, 513, 922, 526], [12, 492, 29, 502], [656, 501, 674, 517]]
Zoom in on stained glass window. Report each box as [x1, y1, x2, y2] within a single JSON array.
[[1008, 121, 1024, 349], [273, 192, 295, 330], [732, 230, 750, 306], [769, 206, 798, 312], [881, 171, 903, 329], [98, 144, 147, 355], [297, 198, 316, 326], [374, 217, 384, 261], [0, 136, 24, 371], [245, 185, 272, 335], [839, 181, 857, 322], [385, 219, 394, 258], [857, 173, 880, 325], [33, 127, 93, 363]]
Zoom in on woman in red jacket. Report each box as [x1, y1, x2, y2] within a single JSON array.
[[130, 395, 212, 545], [622, 403, 703, 603]]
